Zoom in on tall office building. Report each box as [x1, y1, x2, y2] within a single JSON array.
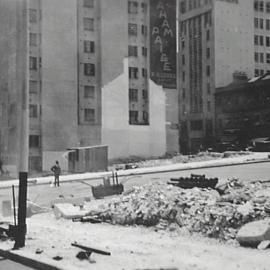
[[178, 0, 254, 153], [0, 0, 179, 175]]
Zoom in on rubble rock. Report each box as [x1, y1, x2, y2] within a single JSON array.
[[236, 219, 270, 247]]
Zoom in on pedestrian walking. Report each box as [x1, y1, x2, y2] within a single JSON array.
[[51, 160, 61, 187]]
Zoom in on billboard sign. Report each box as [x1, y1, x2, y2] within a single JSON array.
[[150, 0, 176, 89]]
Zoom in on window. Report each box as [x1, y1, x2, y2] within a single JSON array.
[[84, 108, 95, 123], [260, 52, 264, 63], [29, 135, 40, 148], [29, 104, 38, 118], [207, 83, 211, 94], [259, 1, 264, 11], [128, 45, 138, 57], [206, 30, 210, 41], [129, 88, 138, 102], [142, 68, 148, 78], [83, 18, 94, 31], [206, 47, 210, 58], [260, 18, 264, 29], [142, 46, 147, 56], [129, 67, 138, 79], [84, 63, 95, 76], [267, 36, 270, 47], [141, 2, 148, 12], [142, 89, 148, 100], [260, 35, 264, 45], [267, 19, 270, 30], [83, 0, 94, 8], [84, 85, 95, 98], [255, 35, 259, 45], [182, 88, 186, 99], [182, 54, 185, 65], [29, 9, 37, 23], [84, 41, 95, 53], [128, 23, 137, 35], [29, 57, 37, 70], [129, 110, 138, 124], [255, 52, 259, 62], [206, 65, 210, 76], [182, 39, 185, 49], [180, 0, 186, 13], [260, 69, 264, 76], [267, 53, 270, 63], [255, 69, 259, 76], [190, 120, 203, 131], [267, 2, 270, 12], [143, 111, 148, 123], [128, 1, 138, 14], [207, 101, 211, 112], [254, 18, 259, 28], [254, 0, 259, 10], [29, 80, 38, 93], [182, 71, 185, 82], [30, 33, 37, 46], [141, 25, 147, 36]]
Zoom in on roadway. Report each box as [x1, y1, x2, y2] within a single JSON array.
[[0, 160, 268, 208], [0, 257, 35, 269]]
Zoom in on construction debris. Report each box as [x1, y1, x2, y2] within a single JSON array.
[[84, 179, 270, 242]]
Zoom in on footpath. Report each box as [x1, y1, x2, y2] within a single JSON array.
[[0, 152, 269, 189]]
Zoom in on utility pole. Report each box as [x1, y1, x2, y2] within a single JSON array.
[[14, 0, 29, 249]]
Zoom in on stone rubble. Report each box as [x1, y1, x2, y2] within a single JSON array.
[[86, 179, 270, 242]]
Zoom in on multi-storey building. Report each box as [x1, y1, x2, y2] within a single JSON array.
[[0, 0, 179, 175], [178, 0, 254, 153], [254, 0, 270, 76]]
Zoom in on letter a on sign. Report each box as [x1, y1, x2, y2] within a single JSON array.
[[152, 26, 160, 35]]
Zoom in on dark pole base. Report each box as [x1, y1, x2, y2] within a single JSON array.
[[13, 171, 28, 249]]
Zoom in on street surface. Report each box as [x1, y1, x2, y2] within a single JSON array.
[[0, 257, 35, 269], [0, 161, 269, 208]]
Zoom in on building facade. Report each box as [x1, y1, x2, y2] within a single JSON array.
[[178, 0, 255, 153], [0, 0, 179, 175], [215, 74, 270, 146]]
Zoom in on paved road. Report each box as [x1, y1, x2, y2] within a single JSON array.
[[0, 161, 270, 209], [0, 257, 35, 269]]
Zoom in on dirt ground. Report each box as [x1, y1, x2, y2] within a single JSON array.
[[0, 211, 269, 270]]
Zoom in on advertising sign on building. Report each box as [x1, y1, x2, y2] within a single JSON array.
[[150, 0, 176, 89]]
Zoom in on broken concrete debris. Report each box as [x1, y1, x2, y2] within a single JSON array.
[[84, 179, 270, 242]]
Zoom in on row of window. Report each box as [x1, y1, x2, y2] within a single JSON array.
[[181, 48, 210, 65], [129, 67, 148, 79], [129, 88, 148, 102], [128, 45, 147, 57], [254, 1, 270, 12], [128, 23, 147, 36], [180, 13, 212, 37], [254, 18, 270, 30], [128, 1, 148, 14], [182, 65, 210, 82], [254, 52, 270, 63], [254, 69, 269, 76], [254, 35, 270, 46], [180, 0, 212, 14], [30, 57, 41, 70], [129, 110, 148, 124]]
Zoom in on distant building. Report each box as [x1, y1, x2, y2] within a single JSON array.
[[0, 0, 179, 175], [215, 73, 270, 146], [178, 0, 254, 153]]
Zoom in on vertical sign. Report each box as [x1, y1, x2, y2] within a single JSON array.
[[150, 0, 176, 89]]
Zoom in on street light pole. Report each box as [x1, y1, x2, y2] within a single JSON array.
[[14, 0, 29, 249]]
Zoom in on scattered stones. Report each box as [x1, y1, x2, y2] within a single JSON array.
[[86, 179, 270, 242]]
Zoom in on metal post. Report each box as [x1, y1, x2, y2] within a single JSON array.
[[12, 185, 17, 226], [14, 0, 29, 249]]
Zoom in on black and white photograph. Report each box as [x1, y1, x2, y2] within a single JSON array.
[[0, 0, 270, 269]]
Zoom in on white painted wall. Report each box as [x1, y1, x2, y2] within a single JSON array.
[[102, 59, 166, 159]]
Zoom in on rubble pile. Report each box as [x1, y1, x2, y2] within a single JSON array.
[[88, 180, 270, 241]]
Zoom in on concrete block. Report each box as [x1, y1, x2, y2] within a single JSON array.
[[53, 203, 88, 219], [236, 219, 270, 247]]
